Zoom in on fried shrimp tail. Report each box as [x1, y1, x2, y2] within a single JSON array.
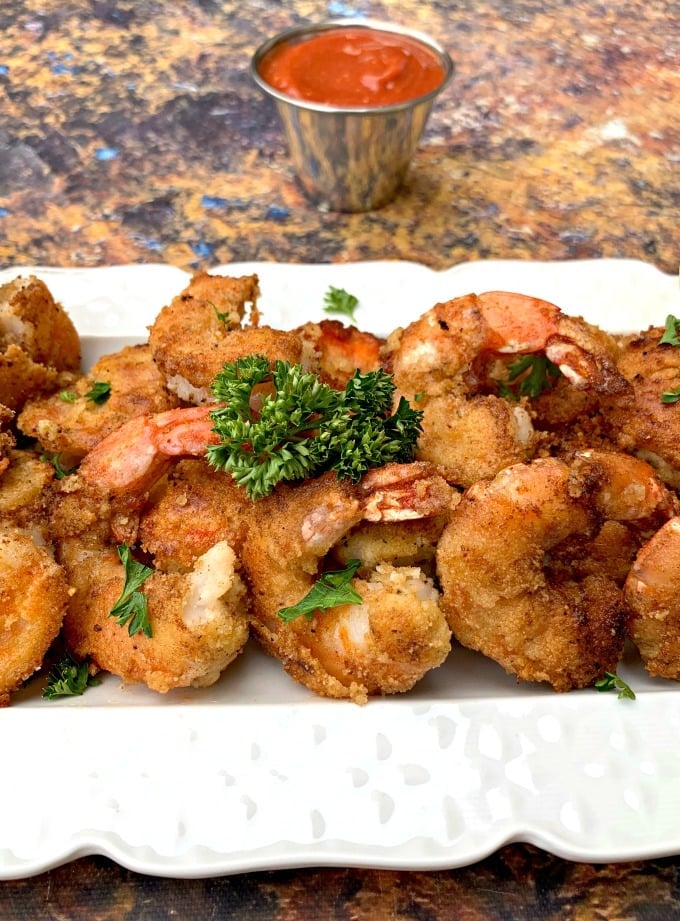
[[242, 463, 454, 703], [78, 405, 219, 495]]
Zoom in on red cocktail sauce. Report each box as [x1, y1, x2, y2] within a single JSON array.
[[258, 26, 447, 108]]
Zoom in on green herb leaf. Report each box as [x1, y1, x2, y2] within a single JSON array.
[[661, 388, 680, 404], [207, 357, 423, 500], [323, 286, 359, 323], [210, 300, 236, 329], [41, 452, 77, 479], [85, 381, 111, 404], [659, 314, 680, 347], [594, 671, 636, 700], [42, 654, 101, 699], [278, 559, 363, 622], [500, 354, 562, 400], [58, 390, 78, 403], [109, 544, 153, 637]]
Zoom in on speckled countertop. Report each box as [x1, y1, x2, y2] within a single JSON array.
[[1, 0, 680, 918], [1, 0, 678, 273]]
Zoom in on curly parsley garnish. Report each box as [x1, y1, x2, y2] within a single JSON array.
[[109, 545, 153, 637], [43, 654, 101, 699], [498, 354, 562, 400], [323, 286, 359, 323], [659, 314, 680, 347], [207, 356, 423, 500], [278, 559, 363, 622], [594, 671, 636, 700]]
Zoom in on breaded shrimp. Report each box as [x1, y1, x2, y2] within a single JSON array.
[[604, 324, 680, 488], [242, 463, 454, 703], [49, 476, 250, 693], [0, 275, 80, 410], [138, 458, 254, 570], [383, 291, 629, 486], [436, 451, 676, 692], [149, 272, 302, 403], [295, 319, 382, 389], [59, 538, 249, 693], [18, 344, 180, 464], [0, 528, 70, 706], [624, 516, 680, 681]]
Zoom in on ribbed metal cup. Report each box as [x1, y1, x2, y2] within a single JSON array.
[[251, 20, 453, 212]]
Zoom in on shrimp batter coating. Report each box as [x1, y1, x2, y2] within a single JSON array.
[[149, 272, 302, 403], [139, 458, 254, 570], [50, 476, 250, 693], [294, 319, 382, 389], [18, 343, 180, 464], [0, 275, 81, 410], [332, 514, 452, 580], [384, 291, 629, 486], [604, 325, 680, 488], [242, 463, 454, 703], [0, 528, 70, 706], [0, 403, 14, 477], [624, 517, 680, 681], [0, 448, 55, 541], [436, 451, 676, 691]]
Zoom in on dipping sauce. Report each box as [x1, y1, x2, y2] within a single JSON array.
[[257, 25, 448, 108]]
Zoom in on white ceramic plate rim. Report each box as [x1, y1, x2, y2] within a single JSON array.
[[1, 258, 679, 880]]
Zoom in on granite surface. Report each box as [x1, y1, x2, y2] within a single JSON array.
[[1, 0, 678, 273], [1, 0, 680, 917]]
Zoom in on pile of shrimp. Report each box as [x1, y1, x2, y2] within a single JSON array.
[[1, 269, 680, 706]]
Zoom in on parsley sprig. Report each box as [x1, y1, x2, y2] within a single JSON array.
[[43, 654, 101, 699], [85, 381, 111, 404], [498, 354, 562, 400], [207, 356, 423, 500], [279, 559, 363, 622], [658, 315, 680, 402], [59, 380, 111, 404], [41, 452, 77, 479], [323, 286, 359, 323], [109, 545, 153, 637], [659, 314, 680, 347], [594, 671, 636, 700]]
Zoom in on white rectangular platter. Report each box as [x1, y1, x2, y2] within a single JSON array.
[[0, 258, 679, 879]]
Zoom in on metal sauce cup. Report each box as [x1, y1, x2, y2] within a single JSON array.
[[251, 19, 454, 212]]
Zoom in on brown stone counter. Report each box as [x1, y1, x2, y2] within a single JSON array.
[[1, 1, 680, 918], [1, 0, 677, 273]]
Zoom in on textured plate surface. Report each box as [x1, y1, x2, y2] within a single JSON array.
[[1, 259, 680, 879]]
